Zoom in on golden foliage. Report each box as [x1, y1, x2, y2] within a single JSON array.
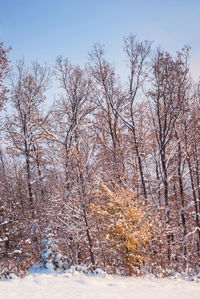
[[92, 183, 154, 273]]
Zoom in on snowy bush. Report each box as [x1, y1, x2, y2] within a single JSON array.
[[66, 264, 107, 277], [38, 233, 69, 272]]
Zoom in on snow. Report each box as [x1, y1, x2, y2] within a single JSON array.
[[0, 271, 199, 299], [0, 237, 8, 242], [0, 221, 9, 226]]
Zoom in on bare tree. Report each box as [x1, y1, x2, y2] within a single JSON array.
[[6, 59, 51, 215], [0, 42, 11, 110], [89, 44, 126, 186]]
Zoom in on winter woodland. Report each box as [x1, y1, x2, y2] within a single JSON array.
[[0, 35, 199, 278]]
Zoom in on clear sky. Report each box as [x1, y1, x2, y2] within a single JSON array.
[[0, 0, 199, 81]]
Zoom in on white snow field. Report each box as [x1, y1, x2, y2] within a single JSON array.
[[0, 271, 199, 299]]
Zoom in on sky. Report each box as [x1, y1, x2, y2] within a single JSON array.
[[0, 0, 199, 91]]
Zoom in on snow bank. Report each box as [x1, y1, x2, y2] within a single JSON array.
[[0, 271, 200, 299]]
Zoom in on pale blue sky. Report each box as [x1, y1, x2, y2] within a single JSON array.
[[0, 0, 199, 80]]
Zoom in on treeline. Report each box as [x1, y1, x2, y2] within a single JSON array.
[[0, 36, 199, 277]]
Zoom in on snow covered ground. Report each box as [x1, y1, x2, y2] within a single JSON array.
[[0, 271, 199, 299]]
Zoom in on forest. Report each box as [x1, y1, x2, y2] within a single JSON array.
[[0, 35, 199, 278]]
